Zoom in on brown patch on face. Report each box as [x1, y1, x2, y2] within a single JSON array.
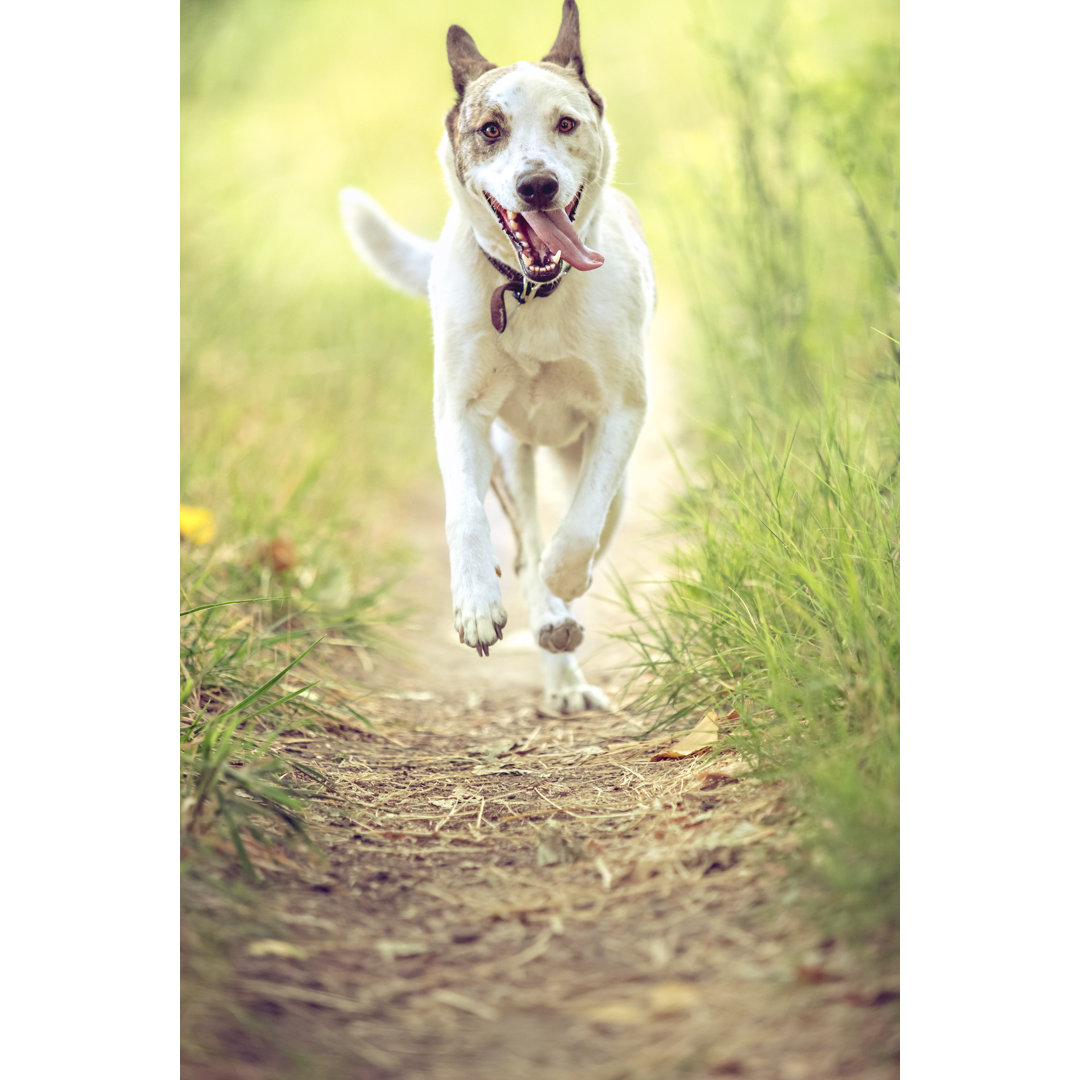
[[445, 69, 516, 184], [444, 25, 500, 166]]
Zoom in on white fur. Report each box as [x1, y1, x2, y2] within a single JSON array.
[[341, 57, 654, 714]]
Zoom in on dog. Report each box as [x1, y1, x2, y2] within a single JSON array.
[[340, 0, 654, 714]]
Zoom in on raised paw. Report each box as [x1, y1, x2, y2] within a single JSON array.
[[538, 616, 584, 654], [454, 598, 508, 657]]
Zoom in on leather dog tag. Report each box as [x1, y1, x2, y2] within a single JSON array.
[[490, 283, 512, 333]]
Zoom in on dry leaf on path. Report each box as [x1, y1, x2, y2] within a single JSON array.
[[651, 712, 723, 760], [651, 746, 711, 761]]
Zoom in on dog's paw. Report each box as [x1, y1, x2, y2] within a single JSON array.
[[538, 616, 584, 654], [544, 682, 611, 715], [454, 596, 508, 657]]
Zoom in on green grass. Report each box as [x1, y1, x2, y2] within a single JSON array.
[[620, 4, 899, 946], [179, 557, 389, 877]]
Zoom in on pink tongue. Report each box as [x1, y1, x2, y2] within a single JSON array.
[[521, 208, 604, 272]]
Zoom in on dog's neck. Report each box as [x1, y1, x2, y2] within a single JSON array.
[[481, 247, 571, 333]]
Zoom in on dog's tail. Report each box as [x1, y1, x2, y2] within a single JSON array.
[[339, 187, 434, 298]]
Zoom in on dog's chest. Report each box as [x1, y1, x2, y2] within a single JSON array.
[[500, 295, 579, 371], [495, 351, 602, 448]]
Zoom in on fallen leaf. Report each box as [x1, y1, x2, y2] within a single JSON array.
[[258, 536, 296, 573], [180, 505, 215, 545], [795, 965, 842, 984], [651, 746, 711, 761], [650, 712, 724, 760], [699, 770, 734, 791], [246, 939, 308, 960]]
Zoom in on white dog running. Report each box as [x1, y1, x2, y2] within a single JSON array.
[[340, 0, 655, 714]]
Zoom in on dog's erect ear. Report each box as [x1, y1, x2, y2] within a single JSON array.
[[542, 0, 604, 115], [447, 26, 496, 98], [542, 0, 586, 77]]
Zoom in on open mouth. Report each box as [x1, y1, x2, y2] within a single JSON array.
[[483, 187, 605, 283]]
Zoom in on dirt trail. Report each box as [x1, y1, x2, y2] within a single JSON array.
[[182, 309, 899, 1078]]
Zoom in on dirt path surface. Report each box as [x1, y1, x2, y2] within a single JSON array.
[[182, 315, 899, 1078]]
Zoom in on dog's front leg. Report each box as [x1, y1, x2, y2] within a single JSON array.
[[540, 402, 646, 603], [434, 396, 509, 656]]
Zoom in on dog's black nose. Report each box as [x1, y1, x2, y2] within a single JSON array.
[[516, 172, 559, 208]]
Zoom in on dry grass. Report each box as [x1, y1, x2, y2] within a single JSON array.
[[182, 697, 899, 1080]]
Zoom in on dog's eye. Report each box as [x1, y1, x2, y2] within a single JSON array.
[[480, 122, 501, 140], [557, 117, 578, 134]]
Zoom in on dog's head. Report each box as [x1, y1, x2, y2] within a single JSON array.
[[442, 0, 611, 284]]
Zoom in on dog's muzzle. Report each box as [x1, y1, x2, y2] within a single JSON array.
[[483, 188, 604, 284]]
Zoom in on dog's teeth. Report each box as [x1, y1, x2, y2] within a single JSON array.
[[514, 230, 525, 240], [552, 249, 562, 264]]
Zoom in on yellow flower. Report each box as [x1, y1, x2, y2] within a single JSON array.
[[180, 505, 216, 545]]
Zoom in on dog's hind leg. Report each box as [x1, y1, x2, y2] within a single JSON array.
[[490, 424, 611, 712], [490, 424, 581, 650], [540, 650, 611, 714]]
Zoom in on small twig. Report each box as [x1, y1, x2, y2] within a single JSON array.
[[352, 828, 488, 846], [534, 787, 583, 818], [595, 857, 613, 891], [516, 725, 542, 752], [430, 989, 499, 1021], [474, 929, 554, 977], [239, 979, 366, 1013]]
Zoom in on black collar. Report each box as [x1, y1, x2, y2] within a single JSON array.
[[482, 250, 570, 333]]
